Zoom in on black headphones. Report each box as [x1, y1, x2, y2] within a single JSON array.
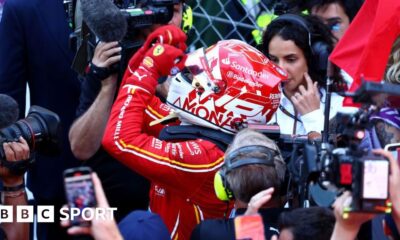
[[272, 14, 331, 74], [214, 145, 278, 201]]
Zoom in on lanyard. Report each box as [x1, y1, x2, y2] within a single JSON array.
[[279, 105, 303, 123]]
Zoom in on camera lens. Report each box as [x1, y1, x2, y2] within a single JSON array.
[[0, 106, 61, 156]]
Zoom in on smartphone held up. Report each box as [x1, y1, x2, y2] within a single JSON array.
[[63, 167, 97, 227]]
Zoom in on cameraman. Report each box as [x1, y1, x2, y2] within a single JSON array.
[[69, 1, 186, 221], [1, 137, 30, 240]]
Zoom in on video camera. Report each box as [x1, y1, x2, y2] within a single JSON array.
[[66, 0, 188, 78], [0, 106, 61, 175], [115, 0, 181, 34], [117, 0, 183, 83], [301, 109, 391, 213], [299, 81, 400, 213], [257, 81, 400, 213]]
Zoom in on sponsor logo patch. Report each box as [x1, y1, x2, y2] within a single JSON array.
[[143, 56, 154, 68], [153, 45, 165, 56]]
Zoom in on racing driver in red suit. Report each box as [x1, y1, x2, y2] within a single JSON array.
[[102, 38, 287, 239]]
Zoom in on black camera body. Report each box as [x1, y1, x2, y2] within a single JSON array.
[[68, 0, 181, 80], [328, 149, 390, 213], [117, 0, 182, 80], [255, 82, 399, 211], [0, 106, 61, 175], [116, 0, 180, 31]]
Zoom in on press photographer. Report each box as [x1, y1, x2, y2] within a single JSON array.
[[0, 105, 61, 175], [0, 94, 61, 240], [0, 135, 30, 240], [0, 94, 29, 240]]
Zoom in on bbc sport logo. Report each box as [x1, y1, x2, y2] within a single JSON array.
[[0, 205, 117, 223]]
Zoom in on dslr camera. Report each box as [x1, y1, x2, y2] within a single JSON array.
[[0, 106, 61, 175]]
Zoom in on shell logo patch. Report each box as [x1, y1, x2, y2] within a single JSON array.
[[153, 45, 165, 56], [143, 56, 154, 68]]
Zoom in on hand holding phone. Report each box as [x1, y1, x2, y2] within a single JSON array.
[[234, 214, 265, 240], [61, 171, 122, 240], [384, 143, 400, 163], [64, 167, 97, 227]]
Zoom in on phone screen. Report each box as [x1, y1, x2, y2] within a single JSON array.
[[362, 160, 389, 200], [234, 214, 265, 240], [64, 167, 96, 226], [389, 148, 400, 163]]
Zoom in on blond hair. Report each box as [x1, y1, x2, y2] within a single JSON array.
[[224, 128, 286, 203], [386, 36, 400, 84], [225, 128, 286, 183]]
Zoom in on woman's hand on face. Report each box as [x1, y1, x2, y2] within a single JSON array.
[[291, 72, 320, 115]]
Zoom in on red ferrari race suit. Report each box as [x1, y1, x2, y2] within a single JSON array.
[[102, 45, 232, 240]]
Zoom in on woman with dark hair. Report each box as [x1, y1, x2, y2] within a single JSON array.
[[262, 14, 345, 136]]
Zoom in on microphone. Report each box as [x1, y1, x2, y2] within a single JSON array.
[[80, 0, 127, 42]]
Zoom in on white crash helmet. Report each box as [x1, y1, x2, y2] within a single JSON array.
[[166, 39, 287, 134]]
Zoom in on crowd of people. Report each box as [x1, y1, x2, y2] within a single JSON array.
[[0, 0, 400, 239]]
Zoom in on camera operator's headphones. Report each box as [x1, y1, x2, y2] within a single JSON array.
[[214, 145, 278, 201], [272, 14, 330, 74]]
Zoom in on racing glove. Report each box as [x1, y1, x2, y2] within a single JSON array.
[[131, 43, 187, 93], [128, 25, 187, 73]]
